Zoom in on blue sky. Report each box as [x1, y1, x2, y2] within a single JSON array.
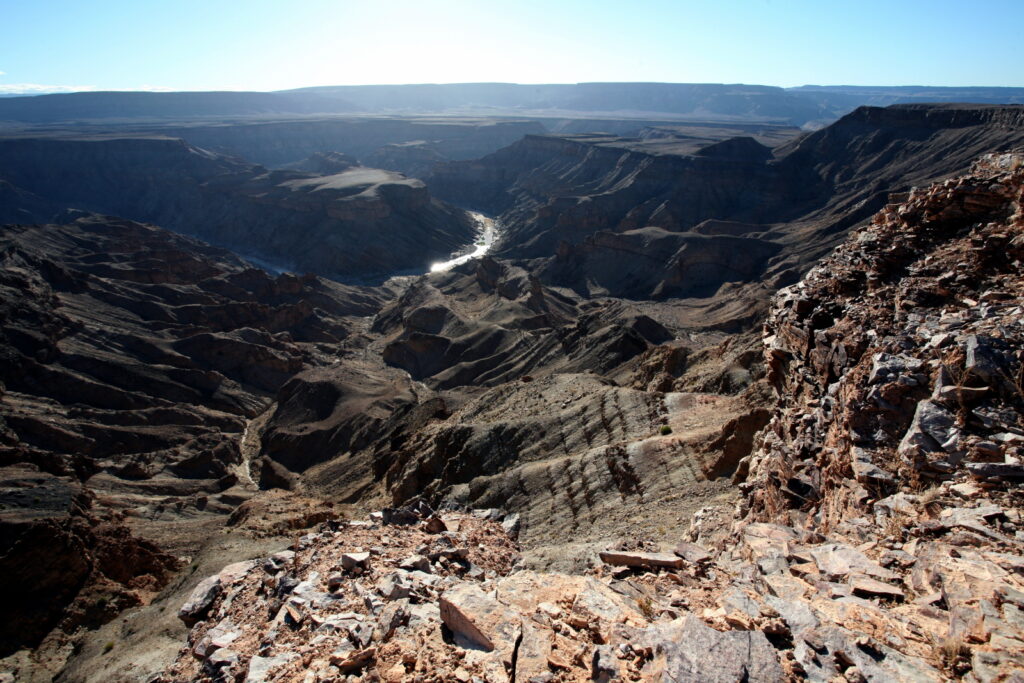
[[1, 0, 1021, 94]]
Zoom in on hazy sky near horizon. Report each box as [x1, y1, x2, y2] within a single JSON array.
[[1, 0, 1022, 94]]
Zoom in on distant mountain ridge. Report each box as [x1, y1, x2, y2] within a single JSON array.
[[2, 83, 1023, 126]]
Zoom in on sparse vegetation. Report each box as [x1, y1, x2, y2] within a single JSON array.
[[919, 486, 944, 518], [659, 425, 672, 435], [937, 636, 971, 675], [637, 595, 655, 619], [103, 641, 114, 655]]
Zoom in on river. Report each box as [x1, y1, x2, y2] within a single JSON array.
[[428, 211, 498, 273]]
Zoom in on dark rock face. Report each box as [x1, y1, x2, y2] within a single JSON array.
[[429, 133, 794, 259], [258, 359, 421, 480], [0, 136, 475, 279], [752, 151, 1024, 505], [364, 141, 447, 179], [539, 226, 782, 299], [0, 214, 393, 659], [429, 105, 1024, 315]]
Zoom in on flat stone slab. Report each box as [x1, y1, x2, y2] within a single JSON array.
[[850, 575, 905, 600], [673, 542, 711, 564], [599, 551, 684, 570]]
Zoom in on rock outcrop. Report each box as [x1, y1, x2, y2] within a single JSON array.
[[725, 152, 1024, 679], [159, 508, 792, 683]]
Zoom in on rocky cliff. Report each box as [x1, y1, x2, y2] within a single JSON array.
[[727, 152, 1024, 679], [0, 135, 475, 279], [429, 105, 1024, 327]]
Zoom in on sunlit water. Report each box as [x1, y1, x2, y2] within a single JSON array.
[[429, 212, 497, 273]]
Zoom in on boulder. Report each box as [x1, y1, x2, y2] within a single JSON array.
[[341, 552, 370, 570], [808, 543, 898, 582], [179, 575, 222, 626], [673, 542, 711, 565], [439, 584, 521, 653]]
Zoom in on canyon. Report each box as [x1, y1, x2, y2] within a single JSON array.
[[0, 96, 1022, 682]]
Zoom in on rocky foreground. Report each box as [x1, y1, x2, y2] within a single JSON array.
[[158, 155, 1024, 682]]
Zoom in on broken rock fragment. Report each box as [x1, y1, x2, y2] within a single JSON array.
[[599, 550, 684, 570]]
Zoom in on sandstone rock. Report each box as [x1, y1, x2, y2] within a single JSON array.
[[399, 555, 431, 572], [898, 399, 961, 463], [501, 513, 521, 540], [948, 481, 982, 499], [851, 447, 896, 486], [964, 334, 1011, 383], [329, 645, 376, 673], [868, 353, 923, 385], [514, 621, 553, 683], [193, 620, 241, 659], [591, 644, 621, 683], [808, 543, 899, 582], [849, 575, 905, 600], [377, 571, 413, 600], [673, 541, 711, 564], [203, 648, 239, 676], [423, 515, 448, 533], [966, 462, 1024, 483]]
